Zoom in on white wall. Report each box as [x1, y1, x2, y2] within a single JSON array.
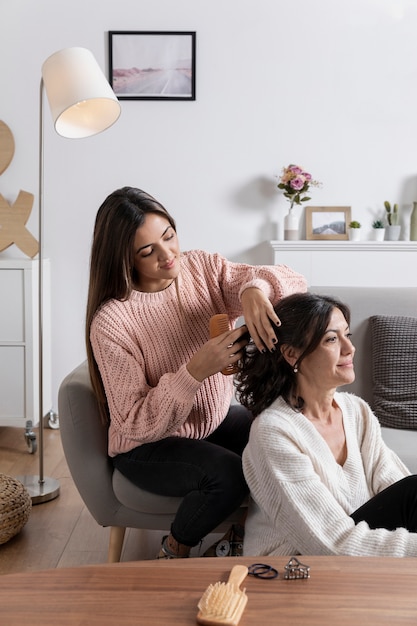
[[1, 0, 417, 411]]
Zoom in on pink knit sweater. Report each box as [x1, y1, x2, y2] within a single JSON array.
[[90, 250, 307, 456]]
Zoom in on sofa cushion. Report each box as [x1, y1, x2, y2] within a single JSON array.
[[370, 315, 417, 430]]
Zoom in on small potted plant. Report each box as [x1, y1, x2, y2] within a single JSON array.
[[348, 220, 361, 241], [384, 201, 401, 241], [372, 219, 385, 241]]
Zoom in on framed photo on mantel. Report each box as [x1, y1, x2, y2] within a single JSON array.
[[305, 206, 351, 240], [108, 31, 196, 101]]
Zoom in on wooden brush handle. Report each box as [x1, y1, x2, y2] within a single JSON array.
[[209, 314, 239, 376], [227, 565, 248, 589]]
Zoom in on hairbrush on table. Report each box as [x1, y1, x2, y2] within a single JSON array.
[[197, 564, 248, 626]]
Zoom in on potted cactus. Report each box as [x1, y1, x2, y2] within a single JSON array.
[[384, 201, 401, 240], [348, 220, 361, 241], [372, 219, 385, 241]]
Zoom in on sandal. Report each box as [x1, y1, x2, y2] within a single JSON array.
[[156, 535, 189, 559]]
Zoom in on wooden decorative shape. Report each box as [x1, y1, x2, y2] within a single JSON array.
[[0, 121, 38, 258], [0, 120, 15, 175], [0, 191, 38, 257]]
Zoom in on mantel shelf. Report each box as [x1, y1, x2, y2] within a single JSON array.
[[269, 240, 417, 252], [267, 240, 417, 287]]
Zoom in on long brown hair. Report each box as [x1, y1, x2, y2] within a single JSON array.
[[86, 186, 176, 423]]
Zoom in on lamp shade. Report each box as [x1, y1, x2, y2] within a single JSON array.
[[41, 47, 121, 139]]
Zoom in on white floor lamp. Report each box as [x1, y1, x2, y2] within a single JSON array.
[[18, 47, 121, 504]]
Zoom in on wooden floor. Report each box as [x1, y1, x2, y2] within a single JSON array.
[[0, 425, 221, 575], [0, 424, 171, 574]]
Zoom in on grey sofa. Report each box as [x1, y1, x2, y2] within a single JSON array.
[[310, 286, 417, 473]]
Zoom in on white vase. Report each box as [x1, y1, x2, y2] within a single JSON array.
[[348, 228, 361, 241], [284, 210, 299, 240], [410, 202, 417, 241], [400, 203, 412, 240]]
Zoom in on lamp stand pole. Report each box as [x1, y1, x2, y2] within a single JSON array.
[[16, 78, 60, 504], [16, 46, 120, 502]]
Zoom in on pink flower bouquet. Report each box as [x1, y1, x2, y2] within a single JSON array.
[[278, 164, 321, 210]]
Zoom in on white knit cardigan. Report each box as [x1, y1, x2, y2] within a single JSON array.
[[242, 392, 417, 557]]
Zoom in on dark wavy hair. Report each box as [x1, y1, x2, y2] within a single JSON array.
[[234, 292, 351, 417], [86, 186, 176, 423]]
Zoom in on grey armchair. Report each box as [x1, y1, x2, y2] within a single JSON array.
[[58, 361, 246, 562]]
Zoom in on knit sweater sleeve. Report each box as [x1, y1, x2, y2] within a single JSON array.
[[191, 251, 307, 318], [90, 303, 202, 455], [242, 396, 417, 557], [340, 393, 411, 492]]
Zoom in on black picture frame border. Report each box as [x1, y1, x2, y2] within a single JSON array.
[[108, 30, 196, 101]]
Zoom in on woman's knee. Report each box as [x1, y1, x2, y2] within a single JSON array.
[[188, 442, 246, 498]]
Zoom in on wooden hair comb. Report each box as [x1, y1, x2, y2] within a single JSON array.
[[209, 314, 239, 376], [197, 564, 248, 626]]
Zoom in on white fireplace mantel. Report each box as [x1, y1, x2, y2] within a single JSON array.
[[268, 240, 417, 287]]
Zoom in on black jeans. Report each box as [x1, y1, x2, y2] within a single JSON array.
[[113, 405, 252, 547], [351, 475, 417, 531]]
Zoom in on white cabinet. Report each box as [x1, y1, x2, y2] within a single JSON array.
[[0, 259, 51, 428], [268, 241, 417, 287]]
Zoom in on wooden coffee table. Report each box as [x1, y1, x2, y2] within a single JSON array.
[[0, 556, 416, 625]]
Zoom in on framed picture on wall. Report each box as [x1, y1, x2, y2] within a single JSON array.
[[305, 206, 351, 240], [108, 31, 196, 101]]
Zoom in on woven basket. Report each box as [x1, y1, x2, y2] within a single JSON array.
[[0, 474, 32, 545]]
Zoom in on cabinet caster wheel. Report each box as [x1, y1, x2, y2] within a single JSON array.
[[46, 411, 60, 430], [24, 421, 37, 454], [25, 435, 37, 454]]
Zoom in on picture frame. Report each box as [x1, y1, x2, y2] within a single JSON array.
[[305, 206, 352, 240], [108, 31, 196, 101]]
